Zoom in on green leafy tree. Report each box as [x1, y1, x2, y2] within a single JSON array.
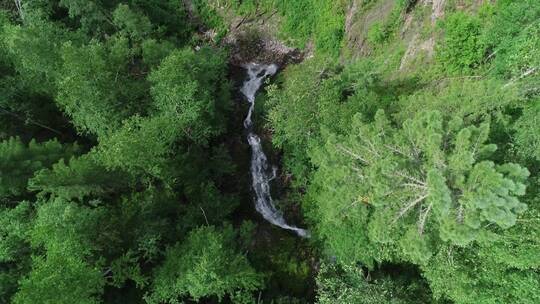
[[12, 198, 107, 304], [0, 201, 32, 302], [1, 9, 78, 95], [95, 114, 180, 178], [482, 0, 540, 80], [112, 4, 153, 42], [147, 226, 263, 304], [147, 47, 230, 142], [316, 263, 432, 304], [514, 99, 540, 162], [266, 58, 379, 184], [423, 242, 540, 304], [130, 0, 194, 41], [0, 201, 32, 263], [395, 78, 518, 124], [57, 40, 142, 137], [438, 12, 486, 72], [58, 0, 115, 36], [13, 253, 105, 304], [29, 198, 106, 259], [0, 13, 70, 140], [141, 38, 174, 68], [96, 47, 230, 178], [422, 199, 539, 303]]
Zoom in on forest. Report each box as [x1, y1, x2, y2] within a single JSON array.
[[0, 0, 538, 303]]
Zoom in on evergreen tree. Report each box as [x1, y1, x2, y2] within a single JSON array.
[[310, 110, 529, 266], [0, 137, 78, 198], [28, 153, 129, 201], [0, 201, 32, 302]]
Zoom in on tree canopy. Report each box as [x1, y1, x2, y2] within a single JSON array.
[[0, 0, 539, 303]]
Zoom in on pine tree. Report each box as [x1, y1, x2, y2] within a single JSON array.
[[28, 153, 129, 201], [0, 137, 78, 198], [0, 201, 32, 302], [309, 110, 529, 266]]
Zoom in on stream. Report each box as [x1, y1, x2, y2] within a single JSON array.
[[240, 63, 309, 238]]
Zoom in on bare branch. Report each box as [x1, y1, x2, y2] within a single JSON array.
[[430, 75, 484, 86], [102, 267, 112, 277], [14, 0, 24, 20], [199, 206, 209, 226], [457, 205, 464, 224], [337, 144, 369, 164], [263, 9, 279, 23], [361, 137, 380, 157], [393, 193, 428, 223], [503, 66, 538, 88], [351, 166, 366, 179], [385, 144, 413, 159], [235, 15, 249, 29], [404, 134, 421, 160], [380, 190, 396, 198], [403, 182, 428, 190], [0, 106, 63, 136], [486, 50, 498, 61], [338, 199, 361, 216], [418, 203, 433, 234], [393, 171, 427, 186]]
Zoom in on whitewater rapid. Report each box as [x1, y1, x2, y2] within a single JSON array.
[[241, 63, 309, 238]]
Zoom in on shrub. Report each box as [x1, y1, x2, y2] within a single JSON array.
[[437, 12, 486, 72], [367, 22, 388, 45]]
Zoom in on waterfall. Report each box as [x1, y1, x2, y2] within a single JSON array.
[[241, 63, 309, 238]]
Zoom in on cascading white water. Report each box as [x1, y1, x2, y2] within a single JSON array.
[[241, 63, 309, 238]]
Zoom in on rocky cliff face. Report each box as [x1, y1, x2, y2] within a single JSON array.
[[343, 0, 491, 70], [224, 31, 303, 66], [184, 0, 303, 66], [188, 0, 488, 69], [212, 0, 445, 68], [343, 0, 444, 67]]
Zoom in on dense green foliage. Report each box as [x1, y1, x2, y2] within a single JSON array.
[[0, 1, 263, 303], [198, 0, 347, 56], [0, 0, 539, 303], [264, 0, 540, 303], [147, 226, 263, 303], [437, 11, 485, 72]]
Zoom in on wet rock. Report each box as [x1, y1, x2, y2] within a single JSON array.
[[224, 30, 303, 67]]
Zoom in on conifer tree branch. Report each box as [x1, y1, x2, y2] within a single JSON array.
[[393, 171, 427, 186], [385, 144, 414, 159], [418, 203, 433, 234], [0, 106, 63, 136], [337, 144, 369, 164], [393, 193, 428, 223]]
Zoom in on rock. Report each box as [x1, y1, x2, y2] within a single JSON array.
[[224, 29, 303, 67]]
